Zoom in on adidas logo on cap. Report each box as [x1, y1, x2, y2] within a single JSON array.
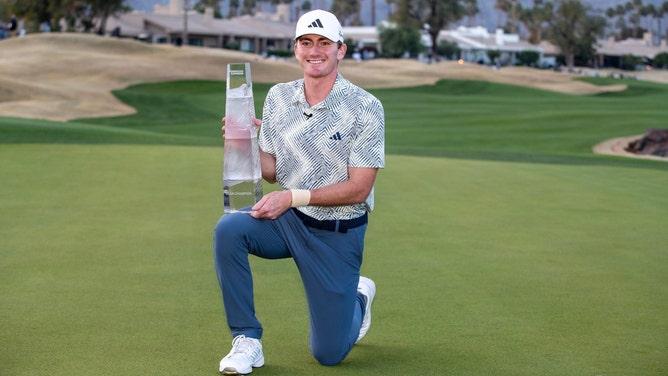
[[308, 19, 324, 29], [295, 9, 343, 43]]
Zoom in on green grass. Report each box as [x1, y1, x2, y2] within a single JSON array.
[[1, 77, 667, 375]]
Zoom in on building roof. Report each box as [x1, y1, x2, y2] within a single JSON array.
[[106, 13, 147, 36], [440, 26, 542, 52], [108, 11, 295, 39], [596, 35, 668, 59]]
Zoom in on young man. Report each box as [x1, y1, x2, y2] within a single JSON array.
[[214, 9, 385, 375]]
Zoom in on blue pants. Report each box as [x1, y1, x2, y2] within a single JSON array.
[[213, 208, 367, 366]]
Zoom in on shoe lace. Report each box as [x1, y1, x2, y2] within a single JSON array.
[[230, 335, 260, 357]]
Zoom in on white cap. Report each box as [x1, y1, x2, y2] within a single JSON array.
[[295, 10, 343, 43]]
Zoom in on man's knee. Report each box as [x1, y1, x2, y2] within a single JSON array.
[[213, 215, 230, 239], [214, 214, 247, 253], [214, 213, 249, 238], [311, 341, 350, 366]]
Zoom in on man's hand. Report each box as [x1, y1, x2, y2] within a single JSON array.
[[250, 190, 292, 219]]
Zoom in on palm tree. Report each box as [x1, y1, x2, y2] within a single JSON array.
[[519, 0, 551, 44], [626, 0, 644, 38], [605, 5, 626, 40], [463, 0, 479, 27], [642, 3, 657, 44], [544, 0, 606, 70], [302, 0, 312, 13], [331, 0, 361, 26], [495, 0, 520, 34], [228, 0, 239, 18], [659, 1, 668, 41], [495, 0, 511, 31]]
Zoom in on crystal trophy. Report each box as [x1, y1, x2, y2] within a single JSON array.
[[223, 63, 262, 213]]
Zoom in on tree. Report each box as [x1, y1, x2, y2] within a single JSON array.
[[544, 0, 606, 70], [0, 1, 8, 20], [653, 52, 668, 68], [50, 0, 97, 32], [626, 0, 644, 38], [517, 50, 540, 66], [93, 0, 129, 35], [377, 23, 424, 58], [659, 2, 668, 40], [495, 0, 519, 34], [301, 0, 312, 14], [462, 0, 478, 27], [605, 4, 627, 40], [331, 0, 362, 26], [387, 0, 466, 61], [437, 39, 460, 59], [193, 0, 222, 18], [227, 0, 239, 18], [8, 0, 130, 33], [487, 49, 501, 65], [6, 0, 52, 31], [642, 3, 656, 40], [292, 0, 302, 21], [620, 54, 642, 70], [241, 0, 257, 16], [369, 0, 376, 25], [494, 0, 509, 30], [519, 0, 552, 44]]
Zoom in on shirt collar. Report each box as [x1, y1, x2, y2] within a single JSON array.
[[291, 74, 348, 109]]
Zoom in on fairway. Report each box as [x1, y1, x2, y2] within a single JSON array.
[[1, 75, 667, 375]]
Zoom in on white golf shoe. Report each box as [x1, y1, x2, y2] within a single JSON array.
[[219, 335, 264, 375], [356, 276, 376, 343]]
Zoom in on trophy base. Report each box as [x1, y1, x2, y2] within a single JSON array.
[[224, 179, 263, 214]]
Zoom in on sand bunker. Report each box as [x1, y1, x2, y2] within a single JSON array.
[[593, 135, 667, 162]]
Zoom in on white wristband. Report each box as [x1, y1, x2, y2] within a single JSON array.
[[290, 189, 311, 207]]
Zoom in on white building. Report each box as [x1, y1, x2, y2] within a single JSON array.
[[106, 2, 295, 54]]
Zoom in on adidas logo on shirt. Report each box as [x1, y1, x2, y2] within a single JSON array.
[[308, 19, 324, 29], [330, 132, 342, 141]]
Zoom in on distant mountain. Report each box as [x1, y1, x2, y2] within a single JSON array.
[[125, 0, 668, 32]]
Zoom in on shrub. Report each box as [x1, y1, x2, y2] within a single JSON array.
[[267, 49, 293, 58], [620, 54, 643, 71], [378, 24, 424, 58], [487, 49, 501, 65], [224, 40, 240, 50], [438, 40, 460, 60], [518, 50, 540, 66], [653, 52, 668, 69]]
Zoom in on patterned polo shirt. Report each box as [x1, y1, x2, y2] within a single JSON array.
[[258, 74, 385, 221]]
